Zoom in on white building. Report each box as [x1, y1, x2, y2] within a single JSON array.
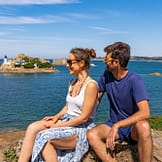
[[3, 55, 12, 65]]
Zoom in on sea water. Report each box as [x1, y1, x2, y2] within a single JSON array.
[[0, 60, 162, 131]]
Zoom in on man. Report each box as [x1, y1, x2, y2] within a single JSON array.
[[87, 42, 153, 162]]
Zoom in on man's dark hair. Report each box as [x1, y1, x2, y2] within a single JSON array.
[[104, 42, 130, 67]]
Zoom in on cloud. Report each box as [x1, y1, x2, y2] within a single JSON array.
[[9, 27, 25, 31], [89, 26, 110, 31], [89, 26, 129, 35], [0, 0, 79, 5], [0, 13, 97, 25], [0, 15, 70, 24], [0, 31, 9, 35], [66, 13, 98, 19]]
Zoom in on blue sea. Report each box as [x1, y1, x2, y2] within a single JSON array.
[[0, 59, 162, 131]]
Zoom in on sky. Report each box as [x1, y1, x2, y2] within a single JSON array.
[[0, 0, 162, 59]]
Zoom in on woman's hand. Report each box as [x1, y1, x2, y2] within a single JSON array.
[[42, 115, 59, 128]]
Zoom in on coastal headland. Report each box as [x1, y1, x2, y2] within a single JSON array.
[[0, 54, 56, 73]]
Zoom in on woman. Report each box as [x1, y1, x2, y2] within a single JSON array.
[[18, 48, 98, 162]]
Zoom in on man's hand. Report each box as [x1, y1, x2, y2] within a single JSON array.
[[106, 124, 119, 150]]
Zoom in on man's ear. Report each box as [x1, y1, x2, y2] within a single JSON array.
[[114, 59, 119, 65]]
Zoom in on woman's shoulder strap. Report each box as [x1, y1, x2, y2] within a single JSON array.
[[84, 79, 98, 88]]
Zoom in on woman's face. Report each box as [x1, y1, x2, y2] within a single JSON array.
[[66, 53, 80, 75]]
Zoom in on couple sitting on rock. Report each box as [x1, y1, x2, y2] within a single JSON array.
[[18, 42, 153, 162]]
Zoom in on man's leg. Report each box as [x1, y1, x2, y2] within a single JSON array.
[[87, 124, 118, 162], [131, 120, 153, 162]]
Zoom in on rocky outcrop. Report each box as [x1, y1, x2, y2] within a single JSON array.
[[1, 130, 162, 162], [82, 130, 162, 162], [0, 66, 55, 73], [147, 72, 162, 76]]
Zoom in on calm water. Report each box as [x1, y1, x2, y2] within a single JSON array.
[[0, 60, 162, 131]]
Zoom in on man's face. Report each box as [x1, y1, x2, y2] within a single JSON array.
[[104, 53, 115, 71]]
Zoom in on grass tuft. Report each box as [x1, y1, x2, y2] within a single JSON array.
[[149, 115, 162, 131], [4, 146, 18, 162]]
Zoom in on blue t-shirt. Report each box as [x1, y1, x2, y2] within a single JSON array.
[[98, 70, 149, 123]]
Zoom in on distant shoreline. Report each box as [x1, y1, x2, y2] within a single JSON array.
[[93, 58, 162, 62], [0, 67, 56, 73]]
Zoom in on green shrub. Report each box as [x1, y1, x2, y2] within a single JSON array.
[[149, 115, 162, 130], [4, 146, 18, 162], [23, 63, 34, 68], [14, 64, 21, 68], [23, 57, 30, 62], [38, 62, 53, 68]]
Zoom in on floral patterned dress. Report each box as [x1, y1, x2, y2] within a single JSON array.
[[31, 114, 96, 162]]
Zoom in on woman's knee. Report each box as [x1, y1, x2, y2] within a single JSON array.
[[27, 122, 37, 131], [26, 121, 43, 135]]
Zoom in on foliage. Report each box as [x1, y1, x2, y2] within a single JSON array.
[[38, 62, 53, 68], [23, 62, 35, 68], [4, 146, 18, 162], [149, 115, 162, 131], [14, 64, 21, 68], [14, 56, 54, 69], [23, 56, 30, 62]]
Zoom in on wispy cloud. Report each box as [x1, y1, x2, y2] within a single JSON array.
[[89, 26, 129, 34], [0, 12, 97, 25], [89, 26, 110, 31], [0, 0, 80, 5], [9, 27, 25, 31], [0, 36, 89, 42], [66, 13, 98, 19], [0, 15, 70, 24], [0, 31, 10, 35]]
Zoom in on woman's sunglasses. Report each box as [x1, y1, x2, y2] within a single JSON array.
[[66, 59, 78, 66]]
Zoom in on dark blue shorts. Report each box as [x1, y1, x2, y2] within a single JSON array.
[[105, 120, 137, 145]]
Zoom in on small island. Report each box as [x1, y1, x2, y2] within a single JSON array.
[[0, 54, 56, 73], [147, 72, 162, 76]]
